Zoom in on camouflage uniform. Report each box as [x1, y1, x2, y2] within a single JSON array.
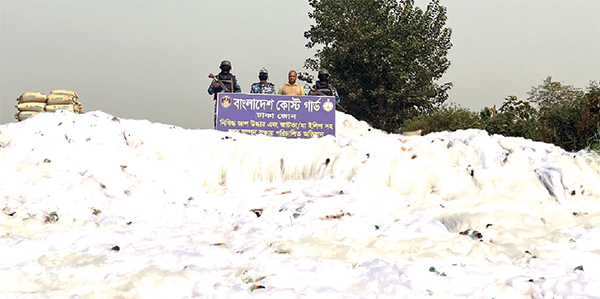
[[250, 68, 277, 94]]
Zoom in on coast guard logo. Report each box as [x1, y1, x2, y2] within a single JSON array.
[[322, 98, 334, 112], [220, 95, 232, 108]]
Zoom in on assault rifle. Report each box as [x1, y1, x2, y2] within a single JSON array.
[[208, 73, 228, 92]]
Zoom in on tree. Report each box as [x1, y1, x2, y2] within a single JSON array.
[[527, 76, 584, 108], [527, 77, 588, 151], [304, 0, 452, 132], [484, 96, 540, 140], [579, 81, 600, 151]]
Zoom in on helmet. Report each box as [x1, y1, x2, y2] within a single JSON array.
[[259, 67, 268, 74], [220, 60, 232, 68], [318, 68, 330, 76]]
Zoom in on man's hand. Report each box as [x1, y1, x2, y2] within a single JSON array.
[[211, 81, 220, 88]]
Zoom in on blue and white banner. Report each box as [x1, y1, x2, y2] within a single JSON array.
[[216, 93, 336, 138]]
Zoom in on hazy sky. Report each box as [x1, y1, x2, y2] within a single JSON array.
[[2, 0, 599, 129]]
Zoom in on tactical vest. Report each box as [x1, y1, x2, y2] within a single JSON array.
[[313, 81, 334, 96], [217, 73, 236, 92]]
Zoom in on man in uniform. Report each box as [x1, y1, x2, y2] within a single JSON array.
[[208, 60, 241, 127], [208, 60, 241, 97], [309, 68, 340, 103], [250, 68, 276, 94], [278, 70, 305, 96]]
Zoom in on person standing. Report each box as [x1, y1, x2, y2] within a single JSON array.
[[208, 60, 241, 127], [278, 70, 305, 96], [250, 68, 276, 94], [309, 68, 340, 103], [208, 60, 241, 98]]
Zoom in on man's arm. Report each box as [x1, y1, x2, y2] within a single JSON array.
[[208, 80, 217, 95]]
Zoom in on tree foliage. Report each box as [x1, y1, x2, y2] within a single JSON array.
[[484, 96, 540, 141], [401, 103, 483, 135], [406, 78, 598, 152], [587, 126, 600, 152], [527, 78, 596, 151], [580, 81, 600, 151], [304, 0, 452, 132], [527, 76, 584, 108]]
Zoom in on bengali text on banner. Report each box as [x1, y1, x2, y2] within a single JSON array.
[[216, 93, 336, 138]]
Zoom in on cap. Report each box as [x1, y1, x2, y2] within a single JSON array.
[[259, 67, 268, 74]]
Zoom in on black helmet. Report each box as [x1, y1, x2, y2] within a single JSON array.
[[318, 68, 330, 82], [318, 68, 330, 76], [220, 60, 232, 67], [219, 60, 232, 74]]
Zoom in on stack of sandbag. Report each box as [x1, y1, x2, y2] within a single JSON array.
[[14, 89, 84, 122], [14, 92, 47, 121], [45, 89, 84, 114]]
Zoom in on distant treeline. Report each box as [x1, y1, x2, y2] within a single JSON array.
[[401, 77, 600, 152]]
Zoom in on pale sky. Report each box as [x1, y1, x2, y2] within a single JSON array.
[[1, 0, 599, 129]]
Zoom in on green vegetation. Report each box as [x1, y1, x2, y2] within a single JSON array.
[[401, 103, 483, 135], [303, 1, 598, 152], [580, 82, 600, 152], [484, 96, 541, 141], [588, 126, 600, 152], [304, 0, 452, 133], [400, 78, 599, 152]]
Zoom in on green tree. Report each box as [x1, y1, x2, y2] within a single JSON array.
[[528, 77, 590, 151], [484, 96, 540, 140], [580, 81, 600, 151], [304, 0, 452, 132], [527, 76, 584, 108]]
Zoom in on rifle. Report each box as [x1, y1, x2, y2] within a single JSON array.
[[208, 73, 231, 92]]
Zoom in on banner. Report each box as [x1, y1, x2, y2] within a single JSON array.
[[216, 93, 336, 138]]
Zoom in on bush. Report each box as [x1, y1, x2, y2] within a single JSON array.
[[537, 99, 582, 151], [580, 82, 600, 152], [483, 96, 541, 141], [535, 81, 600, 151], [398, 79, 598, 153], [401, 103, 484, 134], [587, 125, 600, 152]]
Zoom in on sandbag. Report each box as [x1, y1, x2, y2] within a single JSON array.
[[45, 104, 78, 112], [46, 94, 77, 105], [14, 111, 39, 121], [49, 89, 78, 98], [16, 102, 46, 112], [17, 92, 47, 103]]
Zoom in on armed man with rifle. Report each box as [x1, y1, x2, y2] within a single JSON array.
[[207, 60, 242, 127], [308, 68, 340, 104], [208, 60, 242, 97]]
